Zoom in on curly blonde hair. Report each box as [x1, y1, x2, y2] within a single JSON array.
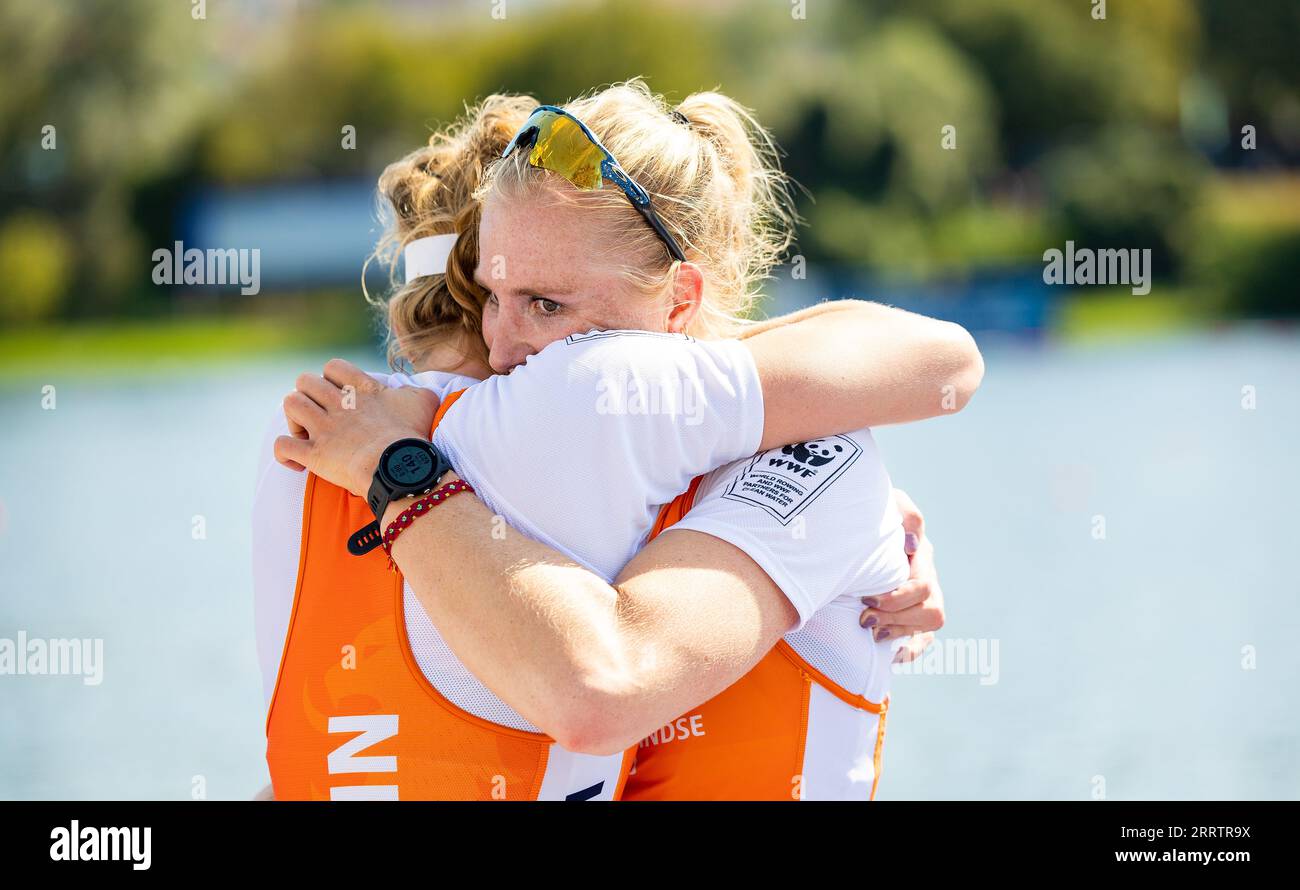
[[369, 93, 537, 371]]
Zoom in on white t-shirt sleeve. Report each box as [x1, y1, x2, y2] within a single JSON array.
[[250, 408, 308, 713], [667, 430, 910, 630], [430, 330, 764, 581]]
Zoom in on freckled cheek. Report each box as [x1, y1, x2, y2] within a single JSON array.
[[539, 317, 582, 346], [481, 302, 501, 346], [523, 319, 557, 358], [509, 316, 564, 361]]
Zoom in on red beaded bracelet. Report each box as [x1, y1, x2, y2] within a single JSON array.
[[381, 479, 475, 570]]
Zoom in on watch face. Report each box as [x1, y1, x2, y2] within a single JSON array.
[[385, 443, 435, 488]]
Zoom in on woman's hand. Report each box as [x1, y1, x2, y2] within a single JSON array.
[[274, 358, 440, 498], [859, 488, 946, 664]]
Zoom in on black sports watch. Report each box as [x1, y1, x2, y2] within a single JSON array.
[[366, 437, 453, 524]]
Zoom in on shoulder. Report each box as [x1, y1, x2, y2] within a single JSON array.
[[251, 402, 310, 709], [404, 369, 483, 402], [255, 407, 291, 477], [252, 405, 308, 513]]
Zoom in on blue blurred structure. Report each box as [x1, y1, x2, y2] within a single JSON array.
[[773, 266, 1059, 338], [180, 179, 385, 291], [845, 269, 1058, 338]]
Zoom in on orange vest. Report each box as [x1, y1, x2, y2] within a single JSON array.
[[623, 479, 890, 801], [265, 392, 635, 800]]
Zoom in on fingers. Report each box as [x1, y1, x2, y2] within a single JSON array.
[[906, 532, 936, 583], [860, 591, 944, 637], [286, 368, 335, 436], [283, 390, 325, 434], [875, 490, 943, 649], [892, 631, 936, 664], [295, 371, 345, 411], [401, 384, 442, 416], [859, 601, 941, 634], [323, 358, 378, 392], [861, 578, 930, 613], [863, 609, 942, 640], [273, 434, 311, 472], [892, 487, 924, 535]]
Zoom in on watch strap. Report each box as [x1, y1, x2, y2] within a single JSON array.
[[347, 521, 384, 556], [367, 471, 391, 525]]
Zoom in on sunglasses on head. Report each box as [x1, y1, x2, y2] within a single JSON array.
[[501, 105, 688, 263]]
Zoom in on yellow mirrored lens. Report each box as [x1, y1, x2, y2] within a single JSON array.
[[526, 114, 606, 191]]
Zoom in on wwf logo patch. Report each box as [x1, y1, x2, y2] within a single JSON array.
[[722, 435, 862, 524]]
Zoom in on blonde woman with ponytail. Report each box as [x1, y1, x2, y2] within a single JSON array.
[[267, 80, 979, 799]]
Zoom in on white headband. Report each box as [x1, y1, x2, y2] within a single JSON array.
[[403, 233, 459, 284]]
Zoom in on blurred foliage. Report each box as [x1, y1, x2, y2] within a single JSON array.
[[0, 212, 72, 322], [1196, 0, 1300, 161], [1, 0, 1297, 328], [1199, 230, 1300, 318], [0, 0, 214, 317], [0, 289, 372, 375], [1041, 127, 1206, 278], [1056, 287, 1203, 341], [1188, 175, 1300, 318]]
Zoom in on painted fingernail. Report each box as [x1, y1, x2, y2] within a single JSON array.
[[876, 629, 891, 641], [861, 614, 878, 629], [861, 596, 879, 609], [904, 533, 919, 555]]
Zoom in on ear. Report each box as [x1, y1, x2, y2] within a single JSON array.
[[665, 262, 705, 334]]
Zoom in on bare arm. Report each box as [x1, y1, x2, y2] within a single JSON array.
[[744, 299, 983, 450], [380, 473, 795, 756]]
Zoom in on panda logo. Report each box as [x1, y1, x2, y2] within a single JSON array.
[[781, 439, 845, 468]]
